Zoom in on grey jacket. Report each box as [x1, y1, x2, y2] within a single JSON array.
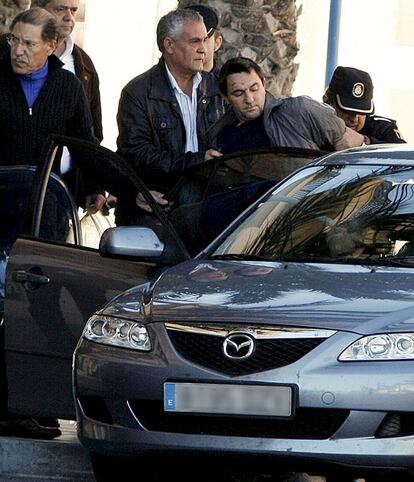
[[211, 92, 347, 151], [116, 58, 227, 193]]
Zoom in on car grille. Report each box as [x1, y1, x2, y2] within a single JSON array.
[[129, 400, 349, 439], [376, 412, 414, 438], [165, 323, 332, 376], [77, 396, 114, 425]]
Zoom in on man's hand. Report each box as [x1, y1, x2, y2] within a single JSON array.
[[136, 190, 168, 213], [84, 194, 107, 215], [101, 194, 117, 216], [205, 149, 223, 160], [335, 127, 365, 150]]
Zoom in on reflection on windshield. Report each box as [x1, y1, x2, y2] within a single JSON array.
[[213, 165, 414, 265]]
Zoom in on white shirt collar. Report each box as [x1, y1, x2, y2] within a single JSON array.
[[59, 35, 75, 60], [165, 63, 202, 95]]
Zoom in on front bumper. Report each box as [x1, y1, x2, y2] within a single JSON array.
[[77, 412, 414, 471], [74, 328, 414, 471]]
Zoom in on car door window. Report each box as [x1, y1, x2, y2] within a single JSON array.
[[39, 174, 80, 244], [27, 137, 187, 256], [168, 148, 324, 255]]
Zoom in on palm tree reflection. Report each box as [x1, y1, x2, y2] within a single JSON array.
[[232, 166, 414, 262]]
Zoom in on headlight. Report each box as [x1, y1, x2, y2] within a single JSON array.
[[339, 333, 414, 361], [83, 315, 151, 351]]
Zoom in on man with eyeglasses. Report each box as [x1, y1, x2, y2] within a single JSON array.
[[0, 8, 98, 175], [0, 7, 105, 208], [116, 8, 227, 226], [0, 6, 105, 441], [0, 1, 102, 143]]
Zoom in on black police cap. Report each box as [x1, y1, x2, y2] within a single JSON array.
[[186, 4, 219, 37], [329, 66, 374, 115]]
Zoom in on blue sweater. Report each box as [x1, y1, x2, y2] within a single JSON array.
[[18, 60, 49, 109]]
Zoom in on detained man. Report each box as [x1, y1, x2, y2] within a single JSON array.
[[207, 57, 366, 159]]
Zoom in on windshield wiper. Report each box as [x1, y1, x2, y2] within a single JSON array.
[[210, 253, 414, 267], [210, 253, 274, 262], [372, 257, 414, 268], [280, 255, 414, 267]]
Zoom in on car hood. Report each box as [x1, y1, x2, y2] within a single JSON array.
[[104, 260, 414, 334]]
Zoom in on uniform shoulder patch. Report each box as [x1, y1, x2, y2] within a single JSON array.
[[394, 129, 403, 140], [372, 116, 395, 123]]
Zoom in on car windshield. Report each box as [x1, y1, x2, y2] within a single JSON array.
[[212, 163, 414, 265]]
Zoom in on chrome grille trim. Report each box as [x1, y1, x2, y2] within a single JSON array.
[[164, 323, 336, 339]]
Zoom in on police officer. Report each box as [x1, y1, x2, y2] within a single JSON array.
[[324, 66, 405, 144]]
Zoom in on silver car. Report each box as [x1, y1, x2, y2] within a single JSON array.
[[74, 145, 414, 481]]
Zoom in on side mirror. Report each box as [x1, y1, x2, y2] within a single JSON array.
[[99, 227, 165, 258]]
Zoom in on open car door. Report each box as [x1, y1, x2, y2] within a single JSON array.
[[167, 147, 325, 255], [4, 136, 189, 420]]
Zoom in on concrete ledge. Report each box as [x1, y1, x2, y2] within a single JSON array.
[[0, 420, 94, 480]]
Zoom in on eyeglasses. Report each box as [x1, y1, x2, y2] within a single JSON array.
[[7, 34, 40, 51]]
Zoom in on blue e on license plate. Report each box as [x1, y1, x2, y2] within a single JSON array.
[[164, 382, 292, 417]]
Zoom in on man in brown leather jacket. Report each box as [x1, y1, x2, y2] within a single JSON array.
[[30, 0, 103, 141]]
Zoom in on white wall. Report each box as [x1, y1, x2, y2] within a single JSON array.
[[294, 0, 414, 143], [293, 0, 330, 102], [82, 0, 177, 149], [81, 0, 414, 147]]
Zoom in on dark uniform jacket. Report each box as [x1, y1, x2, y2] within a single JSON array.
[[360, 115, 405, 144], [0, 35, 102, 141], [116, 58, 227, 194]]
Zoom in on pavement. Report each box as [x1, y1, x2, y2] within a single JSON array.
[[0, 421, 365, 482], [0, 420, 95, 481]]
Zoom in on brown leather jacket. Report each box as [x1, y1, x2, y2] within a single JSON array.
[[72, 43, 103, 142]]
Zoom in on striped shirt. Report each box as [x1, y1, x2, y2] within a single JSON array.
[[165, 64, 202, 153]]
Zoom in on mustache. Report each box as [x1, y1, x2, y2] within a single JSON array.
[[12, 56, 28, 64]]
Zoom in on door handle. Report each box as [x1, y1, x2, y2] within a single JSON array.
[[12, 270, 50, 286]]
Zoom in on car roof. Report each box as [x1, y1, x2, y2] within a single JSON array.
[[315, 144, 414, 166]]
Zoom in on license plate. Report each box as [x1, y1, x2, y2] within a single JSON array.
[[164, 382, 292, 417]]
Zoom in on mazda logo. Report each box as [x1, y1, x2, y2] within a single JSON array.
[[223, 333, 255, 360]]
